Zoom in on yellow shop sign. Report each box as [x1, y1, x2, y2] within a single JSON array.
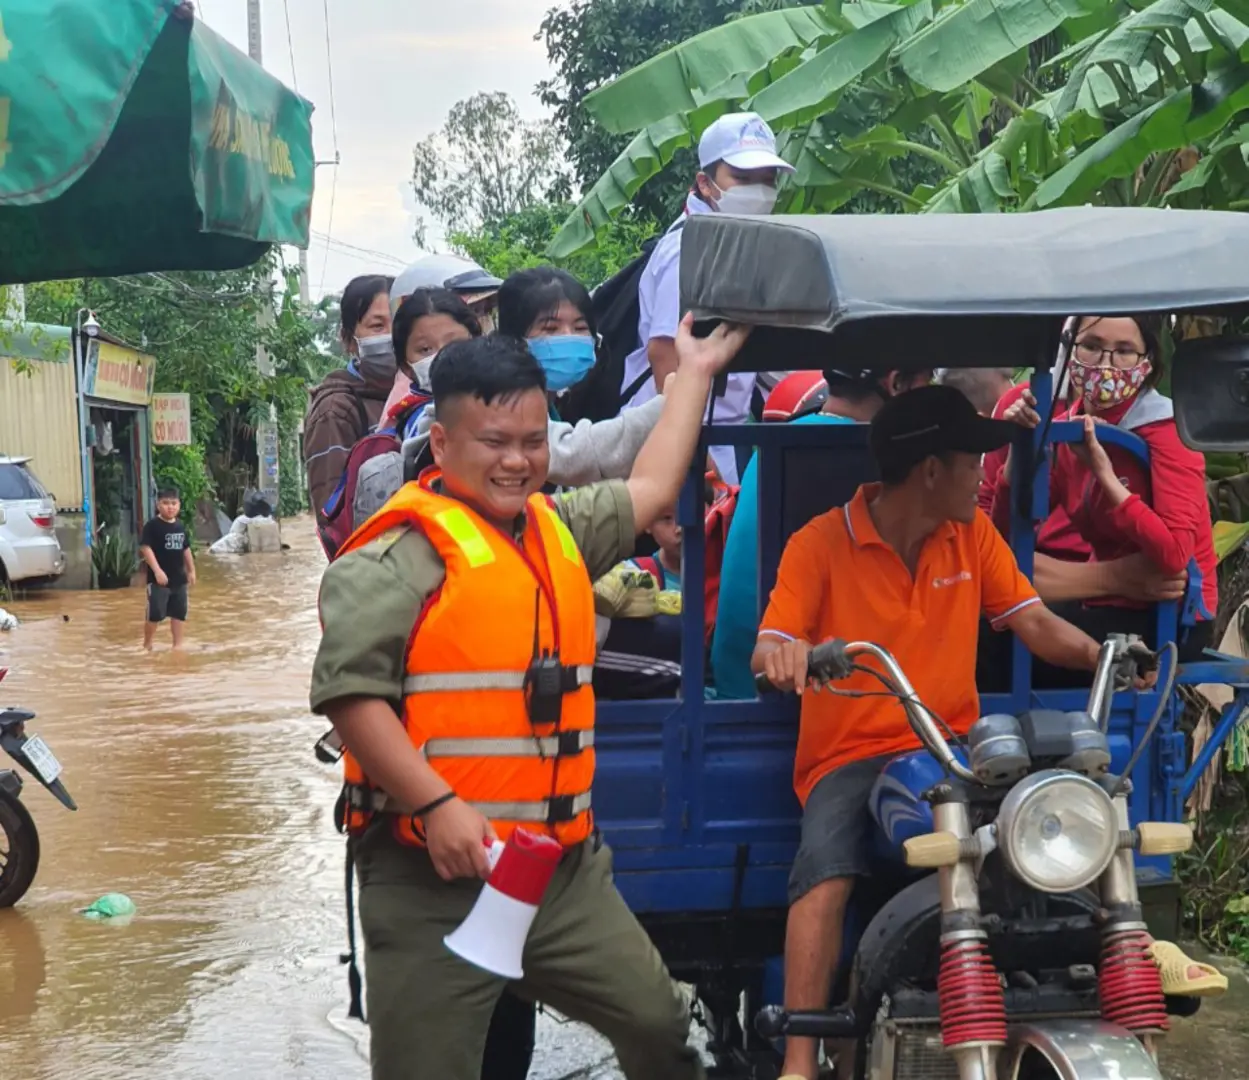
[[83, 340, 156, 406]]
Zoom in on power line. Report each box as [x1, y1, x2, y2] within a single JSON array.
[[309, 231, 408, 267], [321, 0, 339, 159], [282, 0, 299, 92], [314, 244, 399, 273], [318, 0, 341, 297]]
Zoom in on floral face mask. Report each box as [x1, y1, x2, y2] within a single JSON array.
[[1067, 356, 1151, 410]]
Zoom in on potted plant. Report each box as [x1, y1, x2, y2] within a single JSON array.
[[91, 528, 139, 590]]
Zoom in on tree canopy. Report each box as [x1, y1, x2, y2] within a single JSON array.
[[536, 0, 784, 223], [449, 202, 656, 288], [25, 260, 323, 519], [411, 91, 569, 248], [549, 0, 1249, 256]]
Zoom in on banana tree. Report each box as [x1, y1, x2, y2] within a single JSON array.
[[548, 0, 1249, 256], [928, 1, 1249, 212]]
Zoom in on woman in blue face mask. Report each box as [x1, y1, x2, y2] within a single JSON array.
[[497, 267, 599, 392], [495, 267, 667, 487]]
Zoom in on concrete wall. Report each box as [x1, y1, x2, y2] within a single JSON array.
[[50, 513, 92, 590]]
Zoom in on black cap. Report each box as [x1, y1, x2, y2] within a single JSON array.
[[870, 384, 1015, 480]]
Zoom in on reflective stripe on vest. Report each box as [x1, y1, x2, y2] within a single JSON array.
[[402, 665, 593, 694], [542, 503, 581, 565], [347, 786, 592, 823], [474, 792, 592, 821], [434, 506, 495, 568], [423, 729, 594, 759]]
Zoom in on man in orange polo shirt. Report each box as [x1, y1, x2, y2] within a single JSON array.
[[751, 385, 1104, 1080]]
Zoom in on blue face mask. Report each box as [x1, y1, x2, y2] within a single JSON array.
[[527, 335, 597, 392]]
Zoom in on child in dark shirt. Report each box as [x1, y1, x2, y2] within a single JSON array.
[[138, 487, 196, 649]]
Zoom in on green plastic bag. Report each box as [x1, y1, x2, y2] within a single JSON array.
[[81, 893, 136, 920]]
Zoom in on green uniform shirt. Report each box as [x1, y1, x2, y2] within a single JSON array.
[[310, 480, 635, 715]]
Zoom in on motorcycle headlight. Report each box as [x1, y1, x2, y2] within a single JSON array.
[[996, 770, 1118, 893]]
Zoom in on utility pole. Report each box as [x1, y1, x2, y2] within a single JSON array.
[[246, 0, 274, 376], [247, 0, 279, 513]]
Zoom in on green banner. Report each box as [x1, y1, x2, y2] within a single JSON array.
[[0, 1, 180, 204], [0, 1, 314, 285], [188, 22, 314, 245]]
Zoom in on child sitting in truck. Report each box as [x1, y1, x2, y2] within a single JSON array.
[[592, 505, 685, 700]]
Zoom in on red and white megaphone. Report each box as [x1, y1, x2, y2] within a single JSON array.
[[444, 828, 563, 980]]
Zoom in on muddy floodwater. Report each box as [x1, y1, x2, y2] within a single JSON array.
[[0, 514, 1245, 1079]]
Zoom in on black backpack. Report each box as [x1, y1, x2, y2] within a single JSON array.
[[560, 221, 685, 426]]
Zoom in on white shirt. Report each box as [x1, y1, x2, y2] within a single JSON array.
[[621, 193, 756, 485]]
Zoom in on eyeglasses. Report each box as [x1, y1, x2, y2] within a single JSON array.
[[1073, 341, 1148, 367]]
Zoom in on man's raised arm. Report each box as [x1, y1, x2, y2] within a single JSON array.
[[626, 313, 750, 533]]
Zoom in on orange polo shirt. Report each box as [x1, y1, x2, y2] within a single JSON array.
[[759, 484, 1039, 806]]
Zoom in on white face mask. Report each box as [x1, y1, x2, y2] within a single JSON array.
[[714, 182, 778, 216], [410, 354, 436, 391]]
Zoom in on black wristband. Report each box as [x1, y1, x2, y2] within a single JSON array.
[[411, 791, 457, 820]]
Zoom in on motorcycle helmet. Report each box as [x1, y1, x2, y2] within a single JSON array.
[[761, 371, 828, 422], [390, 254, 502, 316]]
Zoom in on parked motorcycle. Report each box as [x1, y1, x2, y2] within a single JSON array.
[[755, 637, 1194, 1080], [0, 667, 76, 907]]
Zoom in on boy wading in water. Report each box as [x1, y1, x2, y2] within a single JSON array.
[[139, 488, 196, 649]]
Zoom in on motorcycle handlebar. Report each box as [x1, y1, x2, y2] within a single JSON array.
[[756, 634, 1162, 785], [755, 640, 977, 784]]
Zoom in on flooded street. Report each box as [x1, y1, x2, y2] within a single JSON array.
[[0, 515, 364, 1079], [0, 513, 1245, 1079], [0, 515, 619, 1080]]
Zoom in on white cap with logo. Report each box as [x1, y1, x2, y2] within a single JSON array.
[[697, 112, 795, 174]]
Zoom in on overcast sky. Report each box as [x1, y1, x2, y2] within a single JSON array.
[[196, 0, 559, 301]]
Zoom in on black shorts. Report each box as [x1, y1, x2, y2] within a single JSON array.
[[147, 583, 188, 623], [789, 754, 893, 904]]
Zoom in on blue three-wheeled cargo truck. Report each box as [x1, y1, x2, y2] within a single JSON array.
[[591, 206, 1249, 1080]]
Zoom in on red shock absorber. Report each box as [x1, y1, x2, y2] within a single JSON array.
[[1099, 928, 1168, 1033], [937, 935, 1007, 1048]]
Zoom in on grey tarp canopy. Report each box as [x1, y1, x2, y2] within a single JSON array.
[[678, 206, 1249, 372]]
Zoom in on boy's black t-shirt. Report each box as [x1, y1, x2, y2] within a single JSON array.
[[140, 517, 189, 586]]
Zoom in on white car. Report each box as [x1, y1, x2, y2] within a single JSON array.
[[0, 456, 66, 586]]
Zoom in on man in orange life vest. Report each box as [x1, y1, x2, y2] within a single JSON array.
[[310, 315, 750, 1080]]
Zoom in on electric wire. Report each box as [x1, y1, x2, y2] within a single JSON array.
[[317, 0, 341, 297], [282, 0, 299, 93]]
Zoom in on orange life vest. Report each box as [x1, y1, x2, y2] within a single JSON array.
[[333, 471, 598, 848]]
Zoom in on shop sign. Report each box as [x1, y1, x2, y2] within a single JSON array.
[[151, 394, 192, 446], [83, 339, 156, 405], [257, 420, 280, 510]]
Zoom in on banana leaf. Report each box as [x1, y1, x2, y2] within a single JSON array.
[[1054, 0, 1214, 119], [1214, 520, 1249, 562], [547, 115, 707, 259], [895, 0, 1087, 94], [0, 0, 314, 285], [582, 6, 839, 136], [1166, 141, 1249, 208], [921, 109, 1050, 212], [748, 2, 934, 127], [1034, 60, 1249, 207]]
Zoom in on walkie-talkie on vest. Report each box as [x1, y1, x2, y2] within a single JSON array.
[[525, 585, 565, 727]]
